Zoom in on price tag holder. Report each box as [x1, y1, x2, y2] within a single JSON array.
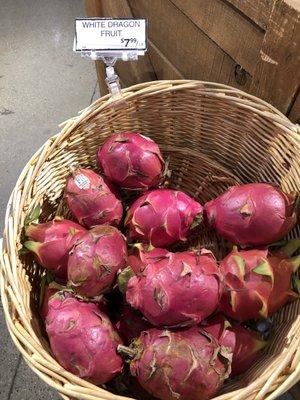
[[75, 18, 147, 56], [74, 17, 148, 108]]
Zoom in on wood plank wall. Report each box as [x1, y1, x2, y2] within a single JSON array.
[[84, 0, 300, 123]]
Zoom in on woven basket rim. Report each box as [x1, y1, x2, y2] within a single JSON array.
[[1, 80, 299, 400]]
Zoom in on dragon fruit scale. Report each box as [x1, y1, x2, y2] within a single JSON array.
[[46, 294, 123, 385], [40, 284, 108, 321], [118, 327, 232, 400], [39, 275, 74, 321], [126, 249, 221, 327], [24, 219, 86, 279], [219, 240, 300, 322], [127, 244, 170, 275], [97, 132, 165, 190], [68, 225, 127, 297], [117, 245, 170, 294], [204, 183, 298, 246], [202, 315, 267, 376], [64, 167, 123, 228], [125, 189, 203, 247]]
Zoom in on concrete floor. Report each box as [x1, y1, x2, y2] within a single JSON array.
[[0, 1, 297, 400], [0, 1, 98, 399]]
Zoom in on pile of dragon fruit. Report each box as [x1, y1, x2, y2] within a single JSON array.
[[24, 132, 299, 400]]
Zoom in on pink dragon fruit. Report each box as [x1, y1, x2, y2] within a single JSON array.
[[38, 273, 109, 323], [40, 284, 108, 321], [116, 305, 152, 345], [202, 315, 267, 376], [97, 132, 165, 190], [117, 245, 171, 293], [64, 167, 123, 228], [46, 293, 123, 384], [219, 240, 300, 322], [40, 285, 60, 320], [118, 327, 232, 400], [125, 189, 203, 247], [204, 183, 298, 246], [126, 249, 221, 327], [24, 219, 86, 279], [127, 244, 170, 275], [68, 225, 127, 297]]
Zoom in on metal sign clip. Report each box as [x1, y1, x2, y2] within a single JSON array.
[[74, 18, 148, 109]]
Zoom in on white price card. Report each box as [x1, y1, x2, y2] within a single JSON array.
[[75, 18, 147, 52]]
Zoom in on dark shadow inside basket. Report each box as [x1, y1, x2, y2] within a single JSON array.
[[21, 87, 300, 397]]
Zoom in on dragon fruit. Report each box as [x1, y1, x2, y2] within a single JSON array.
[[116, 305, 152, 345], [46, 293, 123, 384], [118, 244, 177, 293], [97, 132, 165, 190], [125, 189, 203, 247], [202, 315, 267, 376], [204, 183, 298, 246], [117, 245, 169, 293], [68, 225, 127, 297], [219, 240, 300, 322], [126, 249, 221, 327], [41, 288, 74, 320], [64, 167, 123, 228], [40, 285, 109, 321], [24, 219, 86, 279], [118, 327, 232, 400], [127, 244, 170, 275], [117, 245, 170, 293], [40, 285, 60, 320]]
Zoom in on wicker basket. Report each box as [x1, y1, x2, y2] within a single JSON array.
[[1, 80, 300, 400]]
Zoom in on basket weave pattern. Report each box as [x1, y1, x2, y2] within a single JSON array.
[[1, 80, 300, 400]]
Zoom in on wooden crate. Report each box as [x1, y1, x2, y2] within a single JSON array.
[[85, 0, 300, 122]]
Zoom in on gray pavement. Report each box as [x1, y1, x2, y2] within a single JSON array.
[[0, 1, 297, 399], [0, 1, 97, 399]]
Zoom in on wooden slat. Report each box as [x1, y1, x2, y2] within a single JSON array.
[[250, 0, 300, 114], [114, 57, 157, 88], [226, 0, 274, 30], [84, 0, 102, 16], [171, 0, 263, 75], [148, 36, 251, 89], [129, 0, 252, 91], [148, 40, 184, 80], [85, 0, 156, 94], [288, 88, 300, 123]]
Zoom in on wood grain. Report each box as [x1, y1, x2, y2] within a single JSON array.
[[148, 40, 184, 80], [129, 0, 251, 90], [86, 0, 300, 118], [84, 0, 102, 16], [249, 0, 300, 113], [288, 88, 300, 123], [171, 0, 263, 75], [225, 0, 273, 29]]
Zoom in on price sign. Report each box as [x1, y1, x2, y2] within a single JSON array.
[[75, 18, 147, 52]]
